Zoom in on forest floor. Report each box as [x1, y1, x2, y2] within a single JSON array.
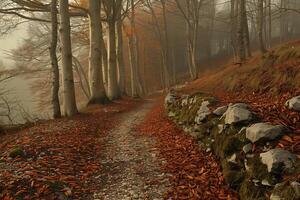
[[0, 97, 237, 200]]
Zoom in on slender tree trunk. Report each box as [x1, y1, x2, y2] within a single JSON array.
[[242, 0, 251, 57], [116, 20, 126, 95], [161, 0, 171, 88], [59, 0, 78, 116], [237, 0, 246, 62], [127, 0, 143, 97], [134, 31, 144, 95], [258, 0, 267, 53], [230, 0, 237, 60], [128, 35, 137, 97], [50, 0, 61, 118], [268, 0, 272, 47], [88, 0, 109, 105], [107, 20, 121, 100], [146, 0, 169, 89], [100, 22, 108, 91]]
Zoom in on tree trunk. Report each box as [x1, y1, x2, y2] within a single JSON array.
[[107, 20, 121, 100], [50, 0, 61, 118], [230, 0, 237, 60], [268, 0, 272, 47], [242, 0, 251, 57], [258, 0, 267, 53], [128, 0, 143, 97], [88, 0, 109, 105], [134, 31, 144, 95], [161, 0, 171, 88], [59, 0, 78, 116], [237, 0, 246, 62], [100, 22, 108, 91], [116, 20, 126, 95]]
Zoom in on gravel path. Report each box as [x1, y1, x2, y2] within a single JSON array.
[[94, 100, 170, 200]]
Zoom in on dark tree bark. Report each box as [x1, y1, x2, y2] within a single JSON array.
[[237, 0, 246, 62], [258, 0, 267, 53], [50, 0, 61, 118]]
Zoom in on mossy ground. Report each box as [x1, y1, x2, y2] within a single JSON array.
[[9, 147, 25, 158]]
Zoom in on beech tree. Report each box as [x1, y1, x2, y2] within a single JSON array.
[[50, 0, 61, 118], [258, 0, 267, 53], [237, 0, 246, 62], [87, 0, 109, 104], [59, 0, 78, 116], [145, 0, 171, 89], [174, 0, 205, 80], [103, 0, 122, 100]]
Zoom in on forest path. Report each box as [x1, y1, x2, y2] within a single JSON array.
[[93, 100, 170, 200]]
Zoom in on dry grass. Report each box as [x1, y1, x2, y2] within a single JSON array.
[[184, 41, 300, 95]]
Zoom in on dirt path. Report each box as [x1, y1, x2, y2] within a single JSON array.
[[93, 100, 170, 200]]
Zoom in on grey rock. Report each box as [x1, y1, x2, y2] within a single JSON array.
[[223, 103, 252, 124], [165, 92, 176, 106], [227, 153, 237, 164], [242, 143, 252, 154], [195, 101, 211, 123], [246, 123, 285, 143], [285, 95, 300, 111], [270, 194, 282, 200], [213, 105, 228, 116], [261, 179, 272, 186], [260, 148, 298, 173]]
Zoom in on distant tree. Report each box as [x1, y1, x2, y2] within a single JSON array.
[[145, 0, 171, 89], [103, 0, 122, 100], [258, 0, 266, 53], [237, 0, 246, 62], [174, 0, 206, 80]]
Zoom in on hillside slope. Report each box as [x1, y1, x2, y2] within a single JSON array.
[[186, 41, 300, 95]]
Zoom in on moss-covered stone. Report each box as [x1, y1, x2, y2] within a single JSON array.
[[270, 181, 300, 200], [221, 160, 245, 188], [9, 147, 25, 158], [246, 155, 277, 183], [239, 179, 267, 200]]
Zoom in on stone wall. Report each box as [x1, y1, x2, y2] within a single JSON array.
[[165, 91, 300, 200]]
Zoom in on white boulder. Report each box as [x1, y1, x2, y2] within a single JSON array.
[[165, 92, 176, 106], [246, 123, 285, 143], [285, 95, 300, 111], [195, 101, 211, 123], [260, 148, 298, 173], [223, 103, 252, 124]]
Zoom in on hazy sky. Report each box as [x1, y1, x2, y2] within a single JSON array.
[[0, 24, 37, 123]]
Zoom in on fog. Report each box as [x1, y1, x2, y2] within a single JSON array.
[[0, 25, 40, 124]]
